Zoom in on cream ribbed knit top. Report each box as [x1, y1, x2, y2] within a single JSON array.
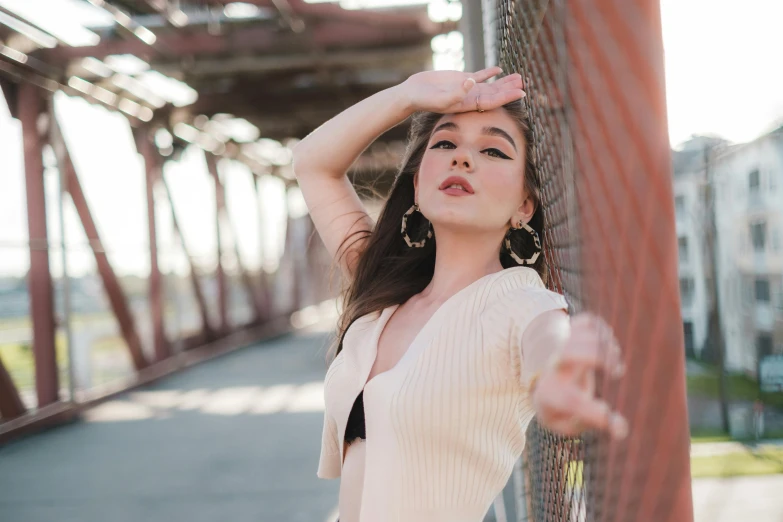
[[317, 266, 569, 522]]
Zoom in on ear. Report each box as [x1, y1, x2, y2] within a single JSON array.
[[511, 194, 536, 227]]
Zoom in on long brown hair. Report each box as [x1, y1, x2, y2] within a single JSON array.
[[328, 99, 545, 361]]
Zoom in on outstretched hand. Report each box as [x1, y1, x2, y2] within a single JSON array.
[[400, 66, 525, 114], [532, 313, 629, 440]]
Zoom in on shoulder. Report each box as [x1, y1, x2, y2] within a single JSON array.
[[485, 266, 567, 308], [480, 267, 569, 330], [486, 266, 547, 296], [341, 308, 384, 346]]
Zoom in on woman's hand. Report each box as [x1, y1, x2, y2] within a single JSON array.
[[400, 66, 525, 114], [531, 313, 629, 440]]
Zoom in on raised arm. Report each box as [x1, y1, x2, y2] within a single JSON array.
[[291, 85, 412, 281], [291, 67, 524, 281]]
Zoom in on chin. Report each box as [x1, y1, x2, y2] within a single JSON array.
[[429, 212, 487, 232]]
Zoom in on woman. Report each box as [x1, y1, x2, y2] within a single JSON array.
[[292, 66, 628, 522]]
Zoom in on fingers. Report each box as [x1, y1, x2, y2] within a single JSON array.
[[469, 66, 503, 83], [557, 313, 624, 378], [459, 69, 524, 112], [476, 89, 526, 110], [567, 390, 628, 440], [462, 77, 477, 92], [534, 312, 629, 440], [491, 72, 523, 86], [537, 383, 629, 440]]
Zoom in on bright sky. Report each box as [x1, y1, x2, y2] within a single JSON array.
[[660, 0, 783, 145], [1, 0, 783, 278]]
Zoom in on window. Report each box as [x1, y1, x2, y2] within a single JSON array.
[[678, 236, 689, 263], [675, 195, 685, 217], [756, 278, 771, 302], [749, 168, 760, 192], [683, 321, 695, 358], [758, 334, 774, 359], [680, 277, 695, 306], [751, 221, 767, 251]]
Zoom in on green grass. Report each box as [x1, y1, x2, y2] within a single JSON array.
[[691, 447, 783, 478], [0, 336, 71, 391], [687, 363, 783, 409], [691, 428, 783, 444], [690, 432, 735, 444]]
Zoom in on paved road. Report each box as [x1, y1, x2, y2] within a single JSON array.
[[2, 326, 782, 522]]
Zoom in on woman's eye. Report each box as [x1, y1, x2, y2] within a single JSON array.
[[430, 141, 510, 160], [484, 148, 511, 159]]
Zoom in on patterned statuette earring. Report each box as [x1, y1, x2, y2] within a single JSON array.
[[401, 202, 433, 248], [504, 219, 542, 265]]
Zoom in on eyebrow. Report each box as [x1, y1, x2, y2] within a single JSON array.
[[432, 121, 518, 152]]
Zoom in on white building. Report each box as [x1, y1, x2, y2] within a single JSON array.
[[711, 128, 783, 376], [673, 137, 720, 359]]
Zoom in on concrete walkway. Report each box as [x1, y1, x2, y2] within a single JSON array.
[[0, 328, 341, 522], [693, 474, 783, 522]]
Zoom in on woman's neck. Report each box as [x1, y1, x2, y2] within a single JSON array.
[[418, 229, 505, 304]]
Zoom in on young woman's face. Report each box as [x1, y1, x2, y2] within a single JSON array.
[[414, 109, 533, 234]]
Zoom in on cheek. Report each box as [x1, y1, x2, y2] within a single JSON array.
[[417, 153, 444, 191], [483, 167, 525, 206]]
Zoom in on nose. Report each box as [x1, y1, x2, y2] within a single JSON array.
[[451, 148, 474, 172]]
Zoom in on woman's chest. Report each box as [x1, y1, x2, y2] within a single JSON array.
[[324, 308, 515, 441], [369, 300, 442, 381]]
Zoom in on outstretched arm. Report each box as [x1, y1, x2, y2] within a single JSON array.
[[522, 310, 629, 440]]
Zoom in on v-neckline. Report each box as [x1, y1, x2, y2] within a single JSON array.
[[360, 266, 524, 391]]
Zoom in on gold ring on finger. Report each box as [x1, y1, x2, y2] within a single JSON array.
[[476, 94, 484, 112]]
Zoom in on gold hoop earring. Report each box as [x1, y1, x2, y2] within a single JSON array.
[[504, 219, 541, 265], [401, 203, 433, 248]]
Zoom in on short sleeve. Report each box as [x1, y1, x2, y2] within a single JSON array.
[[481, 268, 569, 387], [506, 287, 569, 386], [317, 408, 342, 479]]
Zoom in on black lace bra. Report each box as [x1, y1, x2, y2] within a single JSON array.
[[343, 389, 366, 445]]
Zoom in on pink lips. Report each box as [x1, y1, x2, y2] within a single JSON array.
[[438, 176, 474, 194]]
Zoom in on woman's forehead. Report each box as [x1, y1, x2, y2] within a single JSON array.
[[435, 110, 521, 137]]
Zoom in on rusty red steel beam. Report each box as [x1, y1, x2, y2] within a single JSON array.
[[212, 0, 433, 27], [157, 166, 217, 340], [35, 18, 453, 62], [135, 127, 170, 363], [0, 78, 18, 118], [18, 83, 59, 408], [50, 117, 149, 372], [204, 153, 229, 331], [218, 168, 266, 324], [0, 354, 26, 419]]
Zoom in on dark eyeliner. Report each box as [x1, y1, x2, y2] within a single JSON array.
[[485, 148, 512, 159]]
